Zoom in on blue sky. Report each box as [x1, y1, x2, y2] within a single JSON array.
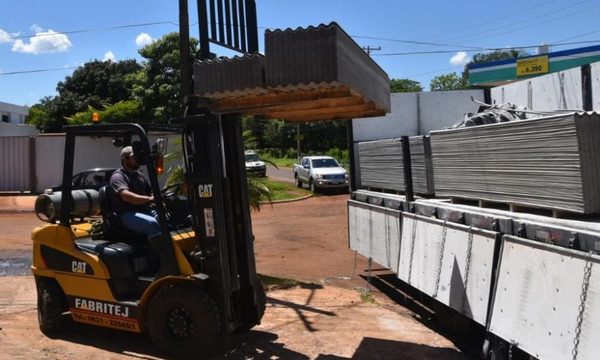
[[2, 0, 600, 106]]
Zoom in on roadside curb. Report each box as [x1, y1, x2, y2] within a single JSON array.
[[0, 209, 34, 214], [260, 194, 313, 205]]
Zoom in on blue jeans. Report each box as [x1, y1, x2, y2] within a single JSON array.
[[120, 211, 162, 238]]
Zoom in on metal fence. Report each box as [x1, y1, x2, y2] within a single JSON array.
[[0, 136, 34, 192]]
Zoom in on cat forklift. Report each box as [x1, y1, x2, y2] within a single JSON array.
[[32, 0, 265, 356]]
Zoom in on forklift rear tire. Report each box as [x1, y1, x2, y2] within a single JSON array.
[[37, 278, 66, 335], [147, 283, 221, 356]]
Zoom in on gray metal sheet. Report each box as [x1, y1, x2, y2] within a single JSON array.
[[398, 213, 497, 325], [348, 200, 401, 270], [489, 236, 600, 360], [357, 138, 405, 191], [430, 112, 600, 213], [0, 136, 31, 191], [409, 135, 435, 195]]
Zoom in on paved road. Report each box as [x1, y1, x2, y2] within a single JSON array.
[[266, 165, 294, 183]]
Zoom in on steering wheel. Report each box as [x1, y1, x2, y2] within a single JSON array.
[[160, 182, 183, 198]]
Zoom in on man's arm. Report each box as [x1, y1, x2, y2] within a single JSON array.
[[119, 189, 153, 205]]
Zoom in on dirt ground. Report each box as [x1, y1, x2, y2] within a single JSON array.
[[0, 194, 470, 359]]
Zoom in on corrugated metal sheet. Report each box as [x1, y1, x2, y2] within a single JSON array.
[[193, 53, 265, 98], [265, 22, 390, 113], [430, 112, 600, 213], [409, 135, 435, 195], [357, 138, 405, 191], [0, 136, 31, 191]]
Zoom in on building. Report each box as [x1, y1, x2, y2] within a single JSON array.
[[0, 100, 29, 125], [468, 44, 600, 87]]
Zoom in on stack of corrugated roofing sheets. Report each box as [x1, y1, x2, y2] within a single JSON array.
[[409, 135, 435, 195], [358, 139, 405, 192], [430, 112, 600, 213], [192, 22, 390, 122]]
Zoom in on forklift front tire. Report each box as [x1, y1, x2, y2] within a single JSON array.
[[147, 283, 221, 356], [37, 278, 66, 335]]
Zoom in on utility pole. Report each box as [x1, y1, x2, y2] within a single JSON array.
[[362, 46, 381, 56], [296, 123, 301, 162]]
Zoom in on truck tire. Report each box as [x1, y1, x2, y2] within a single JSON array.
[[147, 283, 221, 356], [295, 174, 303, 188], [309, 178, 318, 193], [37, 278, 66, 335]]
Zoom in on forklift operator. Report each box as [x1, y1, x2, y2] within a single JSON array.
[[109, 146, 162, 239]]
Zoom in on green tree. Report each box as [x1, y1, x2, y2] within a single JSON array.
[[66, 100, 144, 125], [132, 32, 199, 122], [390, 78, 423, 93], [430, 72, 469, 91]]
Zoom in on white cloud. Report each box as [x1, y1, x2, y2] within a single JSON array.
[[450, 51, 470, 66], [12, 26, 72, 54], [135, 32, 154, 47], [0, 28, 12, 44], [103, 50, 115, 62], [30, 24, 44, 33]]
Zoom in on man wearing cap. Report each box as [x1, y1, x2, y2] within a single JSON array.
[[108, 146, 161, 239]]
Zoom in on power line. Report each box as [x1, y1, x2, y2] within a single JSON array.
[[0, 66, 78, 76], [10, 21, 180, 40]]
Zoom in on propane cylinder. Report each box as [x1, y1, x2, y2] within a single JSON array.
[[35, 189, 101, 223]]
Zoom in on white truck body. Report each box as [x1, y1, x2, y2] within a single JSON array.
[[293, 156, 348, 191]]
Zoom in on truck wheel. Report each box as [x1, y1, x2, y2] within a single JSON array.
[[295, 175, 303, 188], [147, 283, 221, 356], [309, 179, 318, 193], [37, 278, 66, 335]]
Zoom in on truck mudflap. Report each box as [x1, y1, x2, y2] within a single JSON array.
[[398, 213, 498, 326], [488, 236, 600, 360]]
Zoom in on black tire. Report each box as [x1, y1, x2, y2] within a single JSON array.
[[309, 178, 318, 193], [236, 275, 267, 332], [147, 283, 221, 356], [295, 175, 303, 188], [37, 278, 66, 335]]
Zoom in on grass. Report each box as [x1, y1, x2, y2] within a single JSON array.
[[257, 274, 303, 291], [258, 178, 312, 202], [262, 156, 297, 168]]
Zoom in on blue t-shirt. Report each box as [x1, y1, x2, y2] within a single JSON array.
[[108, 167, 151, 214]]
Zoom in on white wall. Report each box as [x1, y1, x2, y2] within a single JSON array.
[[0, 123, 38, 136], [591, 62, 600, 109], [353, 92, 419, 141], [353, 89, 485, 142], [0, 101, 29, 124], [35, 133, 177, 192], [419, 90, 485, 134], [491, 66, 583, 111]]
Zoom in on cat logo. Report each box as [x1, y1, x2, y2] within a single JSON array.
[[198, 184, 213, 198], [72, 261, 88, 274]]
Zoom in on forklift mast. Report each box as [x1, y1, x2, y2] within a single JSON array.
[[177, 0, 262, 332]]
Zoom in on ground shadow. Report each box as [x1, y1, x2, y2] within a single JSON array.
[[48, 288, 340, 359], [51, 317, 310, 359], [360, 271, 482, 359], [314, 336, 468, 360]]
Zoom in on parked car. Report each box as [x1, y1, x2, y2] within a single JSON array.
[[51, 168, 117, 192], [293, 156, 348, 192], [245, 150, 266, 177]]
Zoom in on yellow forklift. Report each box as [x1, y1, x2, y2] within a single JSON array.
[[32, 0, 265, 356]]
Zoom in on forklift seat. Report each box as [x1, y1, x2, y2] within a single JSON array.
[[98, 185, 145, 243]]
